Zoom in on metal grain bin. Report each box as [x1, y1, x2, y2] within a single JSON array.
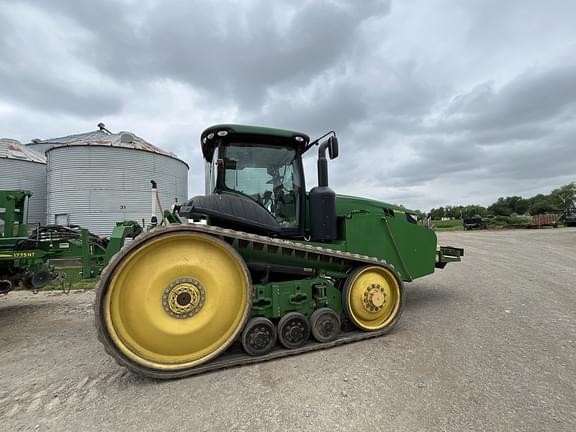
[[0, 138, 47, 225], [25, 139, 54, 156], [46, 130, 188, 235]]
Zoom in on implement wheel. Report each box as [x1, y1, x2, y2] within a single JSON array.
[[95, 226, 252, 379], [23, 269, 51, 291], [343, 265, 404, 332]]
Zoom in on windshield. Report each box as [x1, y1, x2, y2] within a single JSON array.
[[222, 143, 301, 228]]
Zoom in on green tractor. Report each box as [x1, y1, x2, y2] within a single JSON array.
[[95, 124, 463, 379]]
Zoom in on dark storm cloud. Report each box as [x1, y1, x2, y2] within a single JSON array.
[[256, 58, 439, 141], [21, 0, 390, 109], [334, 58, 576, 203], [0, 5, 123, 115], [0, 66, 123, 116], [484, 130, 576, 181], [440, 63, 576, 135], [256, 80, 368, 136]]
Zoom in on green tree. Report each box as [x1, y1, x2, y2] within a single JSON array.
[[431, 183, 574, 220], [462, 205, 487, 219], [429, 207, 445, 220], [513, 198, 530, 215], [528, 194, 556, 215], [550, 183, 576, 213], [488, 196, 529, 216], [488, 197, 514, 216]]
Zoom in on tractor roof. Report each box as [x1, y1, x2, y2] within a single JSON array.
[[200, 124, 310, 161]]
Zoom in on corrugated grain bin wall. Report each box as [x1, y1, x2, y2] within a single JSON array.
[[25, 141, 54, 156], [0, 138, 47, 225], [47, 142, 188, 236]]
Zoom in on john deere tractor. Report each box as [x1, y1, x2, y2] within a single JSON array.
[[95, 124, 463, 379]]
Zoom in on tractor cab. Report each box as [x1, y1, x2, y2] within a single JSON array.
[[180, 124, 339, 240]]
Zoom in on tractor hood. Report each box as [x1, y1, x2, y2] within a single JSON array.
[[335, 195, 411, 217]]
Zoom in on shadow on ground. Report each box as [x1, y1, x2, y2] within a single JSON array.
[[404, 285, 461, 312]]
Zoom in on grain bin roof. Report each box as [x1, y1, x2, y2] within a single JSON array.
[[38, 130, 187, 165], [0, 138, 46, 164]]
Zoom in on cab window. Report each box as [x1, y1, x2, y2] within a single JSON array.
[[222, 143, 301, 228]]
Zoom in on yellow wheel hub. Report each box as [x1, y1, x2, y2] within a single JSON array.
[[363, 284, 386, 310], [102, 230, 251, 371], [163, 279, 205, 318], [345, 265, 402, 331]]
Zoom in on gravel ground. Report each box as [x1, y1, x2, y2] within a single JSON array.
[[1, 228, 575, 432]]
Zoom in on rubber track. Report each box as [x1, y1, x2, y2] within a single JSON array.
[[94, 223, 404, 379], [166, 326, 398, 377]]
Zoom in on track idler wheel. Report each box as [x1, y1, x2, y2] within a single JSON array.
[[310, 308, 341, 343], [242, 317, 277, 356], [278, 312, 310, 349], [343, 265, 404, 332], [95, 227, 252, 379]]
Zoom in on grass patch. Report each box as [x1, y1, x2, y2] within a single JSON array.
[[47, 267, 98, 291], [46, 278, 98, 291], [432, 219, 464, 231], [14, 267, 98, 293], [487, 215, 532, 228]]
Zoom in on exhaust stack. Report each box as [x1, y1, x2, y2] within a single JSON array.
[[309, 136, 339, 241]]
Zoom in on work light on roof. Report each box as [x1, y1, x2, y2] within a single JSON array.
[[217, 130, 228, 137], [295, 136, 304, 142]]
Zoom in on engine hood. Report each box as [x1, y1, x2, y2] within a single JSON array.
[[335, 194, 412, 216]]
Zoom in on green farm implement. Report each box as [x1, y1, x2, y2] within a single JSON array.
[[95, 124, 464, 379], [0, 190, 140, 294]]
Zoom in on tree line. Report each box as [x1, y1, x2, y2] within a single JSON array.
[[428, 182, 575, 220]]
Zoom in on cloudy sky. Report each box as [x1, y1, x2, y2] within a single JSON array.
[[1, 0, 575, 211]]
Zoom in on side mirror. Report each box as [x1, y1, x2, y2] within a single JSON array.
[[328, 136, 339, 159]]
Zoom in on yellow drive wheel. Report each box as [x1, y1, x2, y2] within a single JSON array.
[[343, 265, 404, 332], [95, 226, 251, 379]]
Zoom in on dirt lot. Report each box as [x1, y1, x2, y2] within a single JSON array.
[[1, 228, 575, 432]]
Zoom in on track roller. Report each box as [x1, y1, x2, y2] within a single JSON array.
[[310, 308, 341, 343], [278, 312, 310, 349], [241, 317, 277, 356]]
